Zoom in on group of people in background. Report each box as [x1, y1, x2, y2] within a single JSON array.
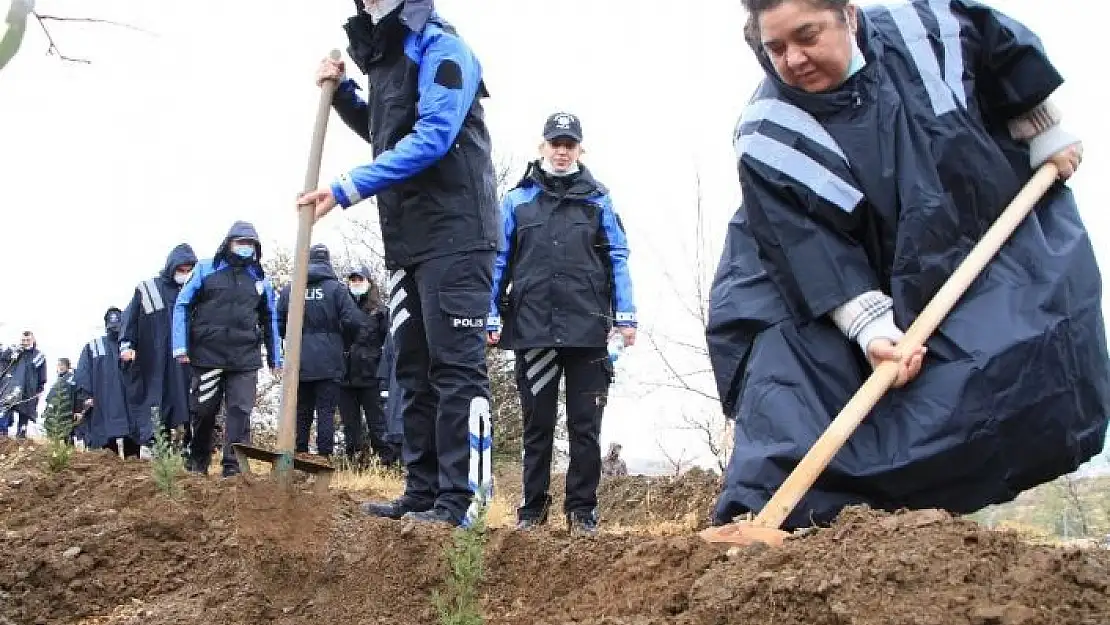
[[1, 226, 403, 480]]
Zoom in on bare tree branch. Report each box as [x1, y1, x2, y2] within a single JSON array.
[[34, 13, 155, 35], [656, 439, 694, 477], [30, 11, 153, 65], [32, 12, 88, 63]]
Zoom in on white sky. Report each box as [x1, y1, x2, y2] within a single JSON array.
[[1, 0, 1106, 470]]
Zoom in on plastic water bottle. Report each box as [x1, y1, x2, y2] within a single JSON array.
[[607, 333, 626, 366]]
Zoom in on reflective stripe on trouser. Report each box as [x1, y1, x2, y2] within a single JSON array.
[[391, 251, 494, 524], [188, 366, 257, 473], [515, 346, 612, 519]]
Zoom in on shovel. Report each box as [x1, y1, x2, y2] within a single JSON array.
[[231, 50, 342, 490], [699, 162, 1062, 547]]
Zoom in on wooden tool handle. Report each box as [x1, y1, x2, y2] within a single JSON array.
[[275, 49, 344, 458], [753, 162, 1061, 530]]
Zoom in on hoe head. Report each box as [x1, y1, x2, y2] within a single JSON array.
[[698, 520, 791, 547]]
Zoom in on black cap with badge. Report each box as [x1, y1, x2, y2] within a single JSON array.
[[543, 112, 583, 143]]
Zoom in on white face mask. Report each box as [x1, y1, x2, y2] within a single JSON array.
[[364, 0, 403, 24], [174, 271, 193, 285], [349, 283, 370, 297]]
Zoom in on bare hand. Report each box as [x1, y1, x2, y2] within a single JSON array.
[[316, 56, 345, 87], [83, 398, 94, 408], [297, 187, 338, 221], [618, 326, 637, 347], [866, 338, 926, 388], [487, 331, 500, 346], [176, 355, 190, 365], [120, 349, 136, 362], [1049, 142, 1082, 180]]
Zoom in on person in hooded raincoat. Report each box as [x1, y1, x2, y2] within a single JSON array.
[[0, 330, 47, 438], [706, 0, 1109, 530], [487, 112, 637, 535], [338, 265, 397, 465], [75, 308, 140, 456], [298, 0, 498, 527], [119, 243, 199, 450], [376, 329, 405, 457], [277, 244, 366, 459], [172, 221, 282, 478]]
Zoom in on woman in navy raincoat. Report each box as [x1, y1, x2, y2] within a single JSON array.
[[707, 0, 1109, 529]]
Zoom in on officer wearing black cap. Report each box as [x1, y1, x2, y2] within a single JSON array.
[[488, 112, 638, 536], [298, 0, 497, 527]]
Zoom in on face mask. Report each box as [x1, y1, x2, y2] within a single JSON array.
[[174, 270, 193, 285], [365, 0, 403, 24], [349, 283, 370, 297], [232, 245, 255, 259], [843, 14, 866, 81]]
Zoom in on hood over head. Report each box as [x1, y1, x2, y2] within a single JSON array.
[[215, 221, 263, 264], [307, 244, 337, 283], [160, 243, 199, 281]]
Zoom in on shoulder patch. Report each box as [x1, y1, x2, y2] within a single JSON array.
[[434, 59, 463, 90]]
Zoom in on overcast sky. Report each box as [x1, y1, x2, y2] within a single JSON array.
[[1, 0, 1106, 469]]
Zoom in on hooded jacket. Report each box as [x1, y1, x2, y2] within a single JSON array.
[[706, 0, 1109, 528], [277, 245, 367, 382], [120, 243, 198, 430], [74, 308, 135, 448], [172, 221, 282, 371]]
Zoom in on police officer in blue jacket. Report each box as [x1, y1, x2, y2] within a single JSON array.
[[172, 221, 282, 478], [488, 113, 638, 536], [299, 0, 497, 527]]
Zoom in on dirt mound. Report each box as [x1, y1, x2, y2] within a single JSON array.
[[690, 507, 1110, 625], [490, 464, 721, 530], [597, 467, 721, 530], [1, 440, 1108, 625]]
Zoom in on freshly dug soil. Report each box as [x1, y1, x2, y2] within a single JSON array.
[[491, 464, 721, 530], [1, 439, 1107, 625]]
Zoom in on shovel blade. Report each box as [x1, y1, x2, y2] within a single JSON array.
[[698, 521, 790, 547]]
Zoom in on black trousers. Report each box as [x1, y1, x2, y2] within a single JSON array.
[[189, 367, 257, 475], [514, 346, 612, 520], [339, 383, 400, 464], [295, 380, 339, 456], [388, 251, 494, 524]]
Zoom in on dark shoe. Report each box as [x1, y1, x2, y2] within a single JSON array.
[[403, 507, 460, 527], [516, 494, 552, 531], [515, 517, 545, 531], [360, 497, 432, 520], [185, 457, 209, 475], [567, 509, 600, 537], [221, 466, 241, 479]]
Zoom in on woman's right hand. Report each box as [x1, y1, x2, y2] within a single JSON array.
[[866, 338, 926, 388], [316, 56, 345, 87]]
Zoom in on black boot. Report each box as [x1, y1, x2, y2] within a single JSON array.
[[359, 496, 433, 520]]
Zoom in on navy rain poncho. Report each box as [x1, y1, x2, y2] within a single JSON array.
[[707, 0, 1110, 529]]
